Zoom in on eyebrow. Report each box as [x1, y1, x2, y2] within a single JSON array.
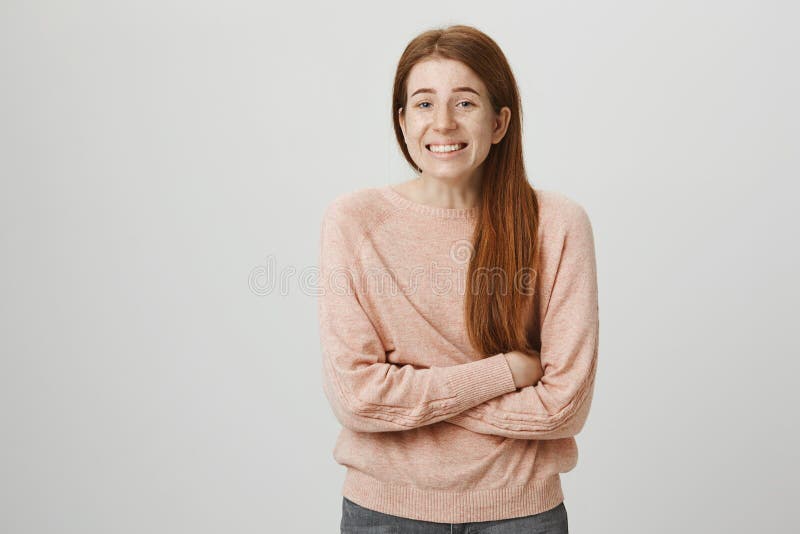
[[410, 86, 481, 97]]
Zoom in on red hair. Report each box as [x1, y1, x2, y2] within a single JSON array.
[[392, 25, 543, 357]]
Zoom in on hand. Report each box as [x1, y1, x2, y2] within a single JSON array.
[[503, 350, 544, 389]]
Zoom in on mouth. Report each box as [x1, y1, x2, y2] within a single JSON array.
[[425, 142, 468, 154]]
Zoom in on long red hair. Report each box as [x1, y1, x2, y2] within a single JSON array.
[[391, 25, 543, 357]]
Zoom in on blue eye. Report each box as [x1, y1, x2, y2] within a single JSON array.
[[416, 101, 473, 109]]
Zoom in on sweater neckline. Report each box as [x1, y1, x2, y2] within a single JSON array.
[[379, 184, 479, 220]]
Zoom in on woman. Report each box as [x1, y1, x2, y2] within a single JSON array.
[[318, 24, 598, 533]]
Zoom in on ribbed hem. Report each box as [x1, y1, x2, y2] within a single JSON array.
[[444, 353, 518, 411], [342, 469, 564, 523]]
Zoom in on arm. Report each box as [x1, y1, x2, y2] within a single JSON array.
[[317, 202, 518, 433], [444, 200, 599, 440], [504, 350, 545, 390]]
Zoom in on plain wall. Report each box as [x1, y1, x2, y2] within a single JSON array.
[[1, 0, 798, 532]]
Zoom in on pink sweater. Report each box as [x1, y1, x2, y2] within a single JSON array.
[[317, 184, 599, 523]]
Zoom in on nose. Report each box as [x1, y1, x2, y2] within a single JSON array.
[[433, 105, 456, 131]]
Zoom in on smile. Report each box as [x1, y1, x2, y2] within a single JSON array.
[[426, 143, 467, 153]]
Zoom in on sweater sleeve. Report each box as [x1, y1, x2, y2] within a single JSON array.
[[318, 202, 518, 433], [443, 200, 599, 440]]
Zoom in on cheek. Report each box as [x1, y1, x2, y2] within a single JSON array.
[[468, 135, 494, 161], [405, 118, 426, 137], [472, 119, 496, 139]]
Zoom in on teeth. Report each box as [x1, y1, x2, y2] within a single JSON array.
[[429, 143, 465, 153]]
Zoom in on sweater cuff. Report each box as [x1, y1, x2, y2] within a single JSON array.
[[444, 353, 518, 410]]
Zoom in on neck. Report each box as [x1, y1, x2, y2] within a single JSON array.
[[412, 173, 482, 210]]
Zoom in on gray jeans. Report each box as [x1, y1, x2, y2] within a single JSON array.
[[341, 496, 568, 533]]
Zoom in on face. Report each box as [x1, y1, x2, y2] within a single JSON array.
[[398, 57, 511, 184]]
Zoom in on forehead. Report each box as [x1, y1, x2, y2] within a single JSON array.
[[406, 58, 486, 94]]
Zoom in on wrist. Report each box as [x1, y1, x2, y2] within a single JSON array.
[[503, 352, 520, 389]]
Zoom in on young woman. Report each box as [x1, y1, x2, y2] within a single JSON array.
[[319, 24, 599, 533]]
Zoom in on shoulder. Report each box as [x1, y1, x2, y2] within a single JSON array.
[[321, 186, 394, 246], [324, 186, 380, 218], [534, 188, 593, 235]]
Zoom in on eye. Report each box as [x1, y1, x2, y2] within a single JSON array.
[[415, 101, 474, 110]]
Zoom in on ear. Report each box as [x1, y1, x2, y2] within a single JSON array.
[[398, 107, 406, 140], [491, 106, 512, 144]]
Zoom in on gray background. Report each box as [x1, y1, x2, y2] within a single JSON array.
[[1, 1, 798, 532]]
